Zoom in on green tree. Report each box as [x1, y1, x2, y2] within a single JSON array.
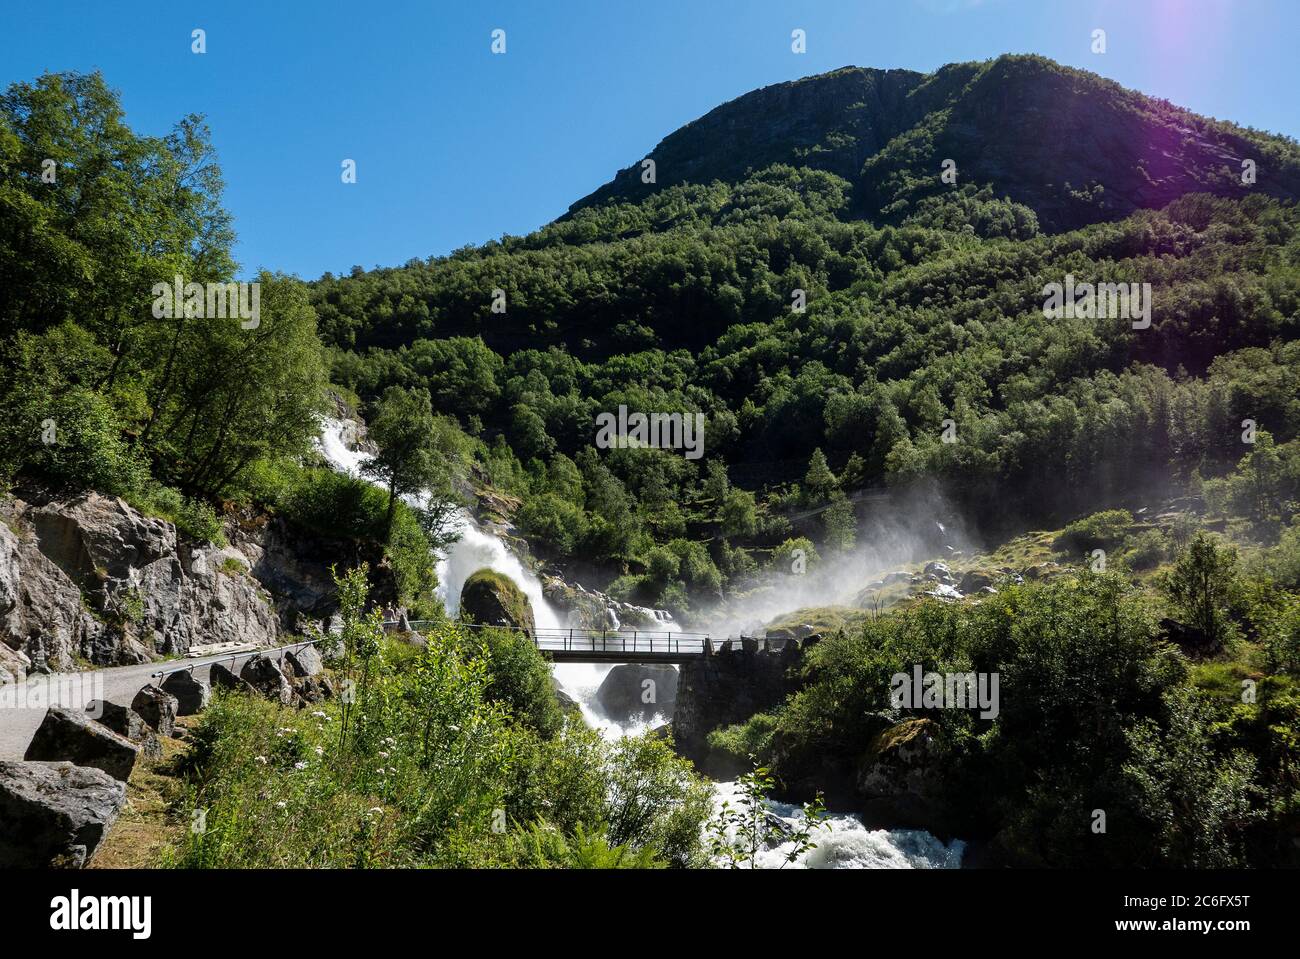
[[720, 487, 759, 538], [362, 386, 460, 540], [804, 447, 837, 503], [706, 761, 827, 868], [822, 493, 857, 553], [1161, 532, 1242, 649]]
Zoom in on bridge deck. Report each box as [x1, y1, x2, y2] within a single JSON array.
[[410, 622, 724, 663], [546, 649, 700, 664]]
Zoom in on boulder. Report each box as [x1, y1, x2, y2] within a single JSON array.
[[0, 761, 127, 868], [459, 569, 536, 636], [855, 718, 950, 832], [294, 674, 335, 705], [23, 707, 142, 781], [209, 661, 258, 695], [764, 622, 816, 642], [923, 561, 954, 585], [551, 677, 580, 717], [130, 684, 178, 737], [85, 700, 161, 760], [596, 664, 678, 723], [1021, 562, 1060, 582], [161, 670, 210, 715], [240, 654, 295, 705], [285, 644, 323, 678], [959, 569, 997, 593]]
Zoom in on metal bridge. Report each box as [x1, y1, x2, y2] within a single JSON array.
[[408, 622, 719, 664]]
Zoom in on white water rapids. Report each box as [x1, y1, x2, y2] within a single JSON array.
[[315, 417, 963, 868]]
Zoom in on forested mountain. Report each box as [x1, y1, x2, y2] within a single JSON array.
[[2, 53, 1299, 872], [570, 55, 1300, 229], [314, 55, 1300, 607]]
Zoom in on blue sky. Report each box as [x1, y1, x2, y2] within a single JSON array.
[[4, 0, 1297, 280]]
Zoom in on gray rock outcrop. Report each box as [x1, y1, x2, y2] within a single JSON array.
[[131, 684, 178, 737], [1, 492, 280, 677], [596, 664, 679, 723], [23, 707, 141, 781], [0, 760, 127, 867]]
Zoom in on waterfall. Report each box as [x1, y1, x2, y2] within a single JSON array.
[[433, 515, 561, 630], [315, 418, 620, 732], [315, 417, 964, 867]]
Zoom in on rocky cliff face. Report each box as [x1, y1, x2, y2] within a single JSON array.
[[0, 491, 355, 682]]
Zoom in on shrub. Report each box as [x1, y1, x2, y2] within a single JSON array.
[[1122, 528, 1169, 571], [476, 626, 564, 738], [517, 492, 588, 557], [130, 483, 226, 545], [1053, 509, 1134, 553]]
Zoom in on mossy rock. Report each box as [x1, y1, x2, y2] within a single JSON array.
[[865, 717, 936, 762], [460, 569, 536, 636]]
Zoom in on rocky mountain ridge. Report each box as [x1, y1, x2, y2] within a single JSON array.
[[569, 54, 1300, 231]]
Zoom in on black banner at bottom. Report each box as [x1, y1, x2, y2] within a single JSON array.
[[4, 867, 1282, 947]]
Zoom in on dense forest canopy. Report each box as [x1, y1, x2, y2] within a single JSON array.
[[309, 58, 1300, 611]]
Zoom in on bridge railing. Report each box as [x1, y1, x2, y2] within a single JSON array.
[[530, 627, 710, 656], [149, 638, 321, 683], [398, 620, 751, 657]]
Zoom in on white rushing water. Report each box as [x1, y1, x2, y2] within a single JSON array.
[[316, 418, 649, 737], [711, 781, 964, 869], [315, 416, 964, 867]]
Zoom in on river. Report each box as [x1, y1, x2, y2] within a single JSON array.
[[316, 417, 964, 868]]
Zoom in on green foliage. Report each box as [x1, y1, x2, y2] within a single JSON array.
[[707, 713, 780, 764], [1053, 509, 1134, 554], [474, 626, 563, 738], [750, 574, 1256, 866], [260, 465, 439, 613], [1121, 687, 1261, 867], [1161, 532, 1243, 649], [174, 568, 711, 868], [129, 483, 225, 544], [362, 385, 468, 541], [603, 734, 715, 868], [706, 761, 827, 868], [804, 448, 837, 503], [510, 822, 666, 869], [517, 492, 588, 557], [0, 72, 328, 507], [822, 494, 857, 554], [314, 143, 1300, 589], [770, 537, 820, 574], [1203, 434, 1300, 534]]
